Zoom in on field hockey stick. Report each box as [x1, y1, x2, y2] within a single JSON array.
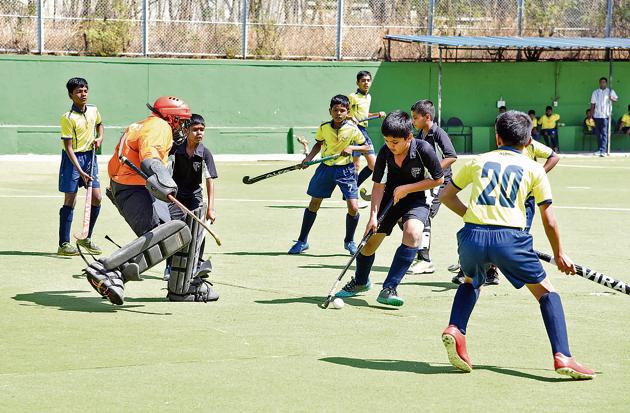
[[355, 115, 381, 123], [320, 198, 395, 309], [74, 146, 97, 240], [536, 250, 630, 296], [242, 154, 340, 185], [119, 155, 222, 246]]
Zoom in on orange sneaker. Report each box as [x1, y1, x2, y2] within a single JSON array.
[[554, 353, 595, 380], [442, 325, 473, 373]]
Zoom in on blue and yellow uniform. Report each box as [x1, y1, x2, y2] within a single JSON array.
[[453, 146, 552, 288], [307, 120, 365, 199], [348, 90, 375, 156], [539, 113, 560, 150], [59, 104, 102, 192], [620, 113, 630, 132]]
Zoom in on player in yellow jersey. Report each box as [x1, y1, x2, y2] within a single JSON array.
[[438, 110, 594, 379], [348, 71, 385, 194], [288, 95, 370, 255], [539, 105, 561, 152], [57, 77, 104, 256], [584, 109, 596, 133]]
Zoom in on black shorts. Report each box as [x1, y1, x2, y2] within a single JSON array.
[[377, 196, 429, 236]]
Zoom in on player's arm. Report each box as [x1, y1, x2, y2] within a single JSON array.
[[539, 203, 575, 275], [205, 177, 216, 223], [543, 153, 559, 173], [394, 176, 443, 204], [342, 143, 370, 155], [63, 139, 92, 184], [95, 122, 104, 148], [368, 111, 386, 118], [341, 129, 369, 155], [437, 132, 458, 170], [202, 152, 218, 222], [302, 140, 322, 166], [394, 140, 444, 203], [439, 182, 467, 217]]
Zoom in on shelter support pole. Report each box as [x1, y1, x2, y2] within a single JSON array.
[[438, 47, 443, 127]]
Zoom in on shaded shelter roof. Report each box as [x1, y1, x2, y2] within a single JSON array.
[[383, 35, 630, 50]]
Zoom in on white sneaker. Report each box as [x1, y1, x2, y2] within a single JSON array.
[[407, 259, 435, 274], [358, 200, 369, 209]]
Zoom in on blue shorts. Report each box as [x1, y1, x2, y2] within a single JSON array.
[[307, 163, 358, 200], [457, 223, 546, 289], [58, 150, 100, 193], [353, 125, 376, 157], [524, 196, 536, 232]]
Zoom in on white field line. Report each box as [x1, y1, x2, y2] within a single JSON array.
[[557, 163, 630, 169], [2, 194, 630, 213], [567, 186, 591, 189]]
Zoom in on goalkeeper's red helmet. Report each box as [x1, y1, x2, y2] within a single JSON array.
[[148, 96, 192, 144], [148, 96, 192, 128]]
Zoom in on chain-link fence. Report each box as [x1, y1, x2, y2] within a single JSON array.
[[0, 0, 625, 59]]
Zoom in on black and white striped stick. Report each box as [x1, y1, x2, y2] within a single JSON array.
[[536, 250, 630, 296]]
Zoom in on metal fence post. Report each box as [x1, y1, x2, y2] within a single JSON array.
[[336, 0, 344, 60], [427, 0, 434, 59], [37, 0, 44, 54], [242, 0, 249, 59], [517, 0, 523, 36], [142, 0, 148, 56], [605, 0, 613, 37]]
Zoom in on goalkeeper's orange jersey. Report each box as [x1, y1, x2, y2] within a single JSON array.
[[108, 115, 173, 186]]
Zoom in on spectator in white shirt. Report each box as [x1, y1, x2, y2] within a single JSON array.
[[590, 77, 618, 157]]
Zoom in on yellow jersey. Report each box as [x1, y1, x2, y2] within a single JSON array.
[[539, 113, 560, 129], [524, 140, 554, 161], [621, 114, 630, 128], [348, 90, 371, 127], [452, 147, 553, 229], [531, 117, 538, 128], [584, 118, 595, 132], [315, 120, 366, 166], [60, 104, 102, 152], [108, 115, 173, 186]]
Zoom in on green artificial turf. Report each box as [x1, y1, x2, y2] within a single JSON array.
[[1, 156, 629, 412]]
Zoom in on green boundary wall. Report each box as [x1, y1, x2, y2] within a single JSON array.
[[0, 55, 628, 155]]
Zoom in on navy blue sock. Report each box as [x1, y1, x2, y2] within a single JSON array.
[[88, 205, 101, 238], [448, 283, 480, 335], [344, 213, 360, 243], [357, 166, 372, 187], [59, 205, 74, 246], [382, 244, 418, 289], [355, 252, 375, 285], [298, 208, 317, 243], [540, 292, 571, 356]]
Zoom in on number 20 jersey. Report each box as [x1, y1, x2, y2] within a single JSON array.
[[452, 147, 552, 229]]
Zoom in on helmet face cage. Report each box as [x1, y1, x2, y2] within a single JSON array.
[[172, 118, 190, 146]]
